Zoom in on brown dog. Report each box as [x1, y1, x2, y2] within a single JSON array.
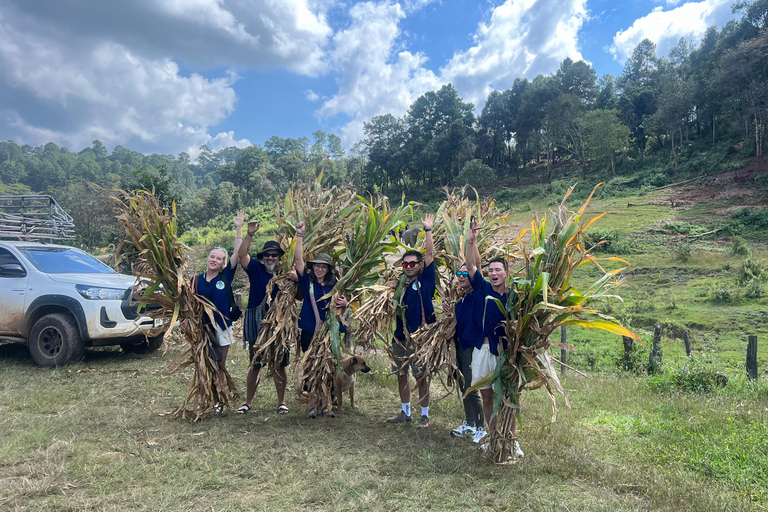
[[333, 355, 371, 410]]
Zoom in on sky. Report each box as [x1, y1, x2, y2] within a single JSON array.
[[0, 0, 739, 159]]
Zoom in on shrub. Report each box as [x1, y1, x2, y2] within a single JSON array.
[[729, 236, 750, 257], [673, 242, 692, 262], [737, 257, 766, 285], [586, 228, 636, 254], [646, 365, 728, 394], [709, 285, 733, 304]]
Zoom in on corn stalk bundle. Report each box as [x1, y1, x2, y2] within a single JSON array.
[[252, 178, 359, 373], [110, 189, 236, 421], [297, 194, 413, 408], [412, 188, 510, 385], [350, 270, 396, 349], [469, 184, 639, 462]]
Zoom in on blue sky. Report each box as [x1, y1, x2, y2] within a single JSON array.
[[0, 0, 739, 158]]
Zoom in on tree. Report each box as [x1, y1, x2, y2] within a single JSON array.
[[717, 29, 768, 158], [579, 109, 630, 176], [617, 39, 662, 156]]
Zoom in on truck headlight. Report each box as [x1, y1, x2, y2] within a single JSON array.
[[76, 285, 127, 300]]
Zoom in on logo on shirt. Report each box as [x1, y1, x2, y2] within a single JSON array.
[[412, 282, 418, 291], [216, 281, 225, 290]]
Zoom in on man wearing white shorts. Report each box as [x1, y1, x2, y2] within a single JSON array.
[[465, 222, 522, 458]]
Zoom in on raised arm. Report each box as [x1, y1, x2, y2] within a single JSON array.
[[422, 213, 434, 266], [465, 221, 480, 279], [239, 219, 259, 270], [293, 221, 306, 275], [231, 210, 245, 269]]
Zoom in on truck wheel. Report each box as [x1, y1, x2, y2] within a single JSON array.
[[121, 334, 164, 354], [28, 313, 84, 367]]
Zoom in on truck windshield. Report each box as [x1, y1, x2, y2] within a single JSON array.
[[19, 247, 116, 274]]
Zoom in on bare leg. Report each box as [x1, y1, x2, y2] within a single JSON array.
[[417, 376, 429, 408], [480, 388, 496, 432], [244, 365, 262, 407], [397, 374, 411, 404], [274, 366, 287, 405]]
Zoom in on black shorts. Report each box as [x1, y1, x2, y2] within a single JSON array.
[[300, 329, 313, 353]]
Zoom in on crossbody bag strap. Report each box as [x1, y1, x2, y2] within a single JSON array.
[[308, 281, 323, 333]]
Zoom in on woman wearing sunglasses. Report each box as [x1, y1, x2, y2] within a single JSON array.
[[194, 211, 245, 378], [293, 221, 349, 419], [449, 264, 485, 442]]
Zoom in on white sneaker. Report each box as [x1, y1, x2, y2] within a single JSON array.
[[472, 426, 487, 444], [450, 421, 476, 438], [513, 440, 524, 459]]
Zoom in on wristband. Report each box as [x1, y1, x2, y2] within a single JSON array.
[[424, 228, 431, 232]]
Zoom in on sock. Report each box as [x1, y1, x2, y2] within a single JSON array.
[[421, 406, 429, 417], [402, 403, 411, 416]]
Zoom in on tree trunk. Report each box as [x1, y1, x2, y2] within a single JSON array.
[[671, 130, 679, 171], [712, 112, 716, 147], [610, 155, 616, 177]]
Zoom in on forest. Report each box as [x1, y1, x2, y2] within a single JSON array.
[[0, 3, 766, 249]]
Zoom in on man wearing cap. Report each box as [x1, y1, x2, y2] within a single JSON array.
[[236, 220, 288, 415], [386, 214, 436, 428]]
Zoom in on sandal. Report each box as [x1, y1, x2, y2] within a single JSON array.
[[321, 408, 336, 418], [236, 404, 251, 414], [307, 408, 317, 419], [277, 403, 289, 415]]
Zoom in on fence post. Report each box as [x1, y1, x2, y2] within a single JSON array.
[[747, 335, 758, 381], [622, 336, 633, 370], [683, 330, 692, 358], [560, 325, 567, 375], [649, 324, 663, 373]]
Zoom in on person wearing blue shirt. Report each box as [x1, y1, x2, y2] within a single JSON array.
[[449, 263, 485, 440], [294, 220, 349, 419], [235, 219, 289, 416], [465, 222, 523, 458], [194, 211, 244, 377], [386, 214, 436, 428]]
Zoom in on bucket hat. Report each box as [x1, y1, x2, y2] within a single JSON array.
[[256, 240, 285, 259], [307, 252, 333, 268]]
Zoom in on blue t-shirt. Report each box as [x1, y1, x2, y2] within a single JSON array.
[[244, 259, 276, 312], [394, 261, 437, 342], [195, 264, 237, 329], [471, 270, 509, 356], [296, 268, 345, 333], [455, 288, 482, 351]]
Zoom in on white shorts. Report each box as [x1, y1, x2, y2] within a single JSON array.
[[214, 324, 234, 347], [470, 343, 498, 390]]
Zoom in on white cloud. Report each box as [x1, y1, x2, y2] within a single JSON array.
[[0, 0, 334, 154], [206, 131, 252, 153], [318, 1, 440, 144], [319, 0, 588, 145], [610, 0, 736, 62], [305, 89, 320, 101], [0, 7, 238, 154], [403, 0, 441, 14], [442, 0, 588, 105]]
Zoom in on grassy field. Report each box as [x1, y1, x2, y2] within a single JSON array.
[[1, 339, 767, 512]]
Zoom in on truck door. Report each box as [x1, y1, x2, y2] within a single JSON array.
[[0, 247, 29, 335]]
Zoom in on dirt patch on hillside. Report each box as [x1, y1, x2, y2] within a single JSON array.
[[661, 159, 768, 212]]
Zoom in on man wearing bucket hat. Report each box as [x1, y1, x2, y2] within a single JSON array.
[[293, 221, 349, 418], [235, 220, 289, 415]]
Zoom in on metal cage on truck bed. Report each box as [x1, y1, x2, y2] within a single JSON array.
[[0, 195, 76, 241]]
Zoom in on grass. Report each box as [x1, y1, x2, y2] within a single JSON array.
[[1, 340, 767, 511]]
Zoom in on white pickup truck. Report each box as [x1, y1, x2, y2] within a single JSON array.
[[0, 241, 163, 367]]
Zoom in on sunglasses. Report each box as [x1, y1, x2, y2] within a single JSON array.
[[402, 261, 420, 268], [456, 271, 469, 277], [212, 246, 228, 255], [263, 253, 280, 258]]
